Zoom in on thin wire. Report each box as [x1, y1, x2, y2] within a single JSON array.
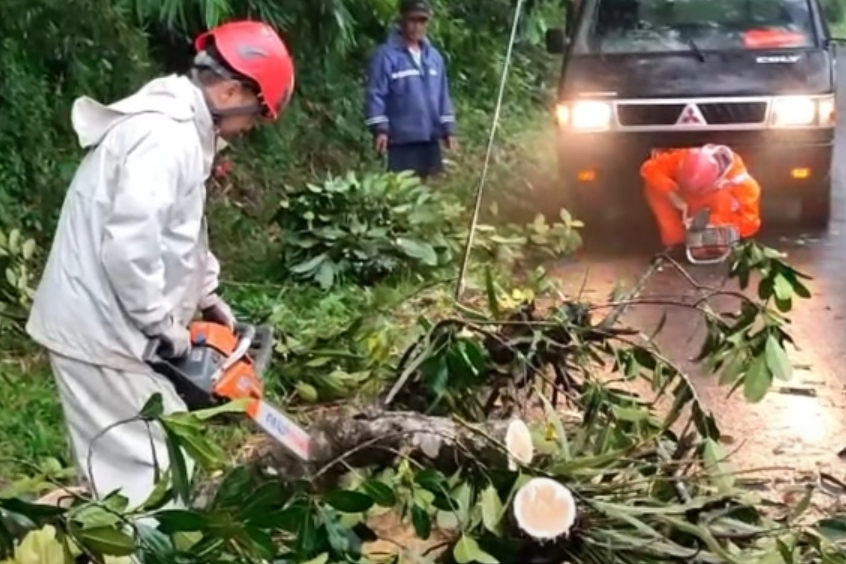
[[453, 0, 526, 302]]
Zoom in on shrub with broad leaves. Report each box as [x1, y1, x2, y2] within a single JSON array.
[[276, 171, 463, 289], [0, 228, 37, 334]]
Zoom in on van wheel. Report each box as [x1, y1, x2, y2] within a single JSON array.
[[799, 181, 832, 229]]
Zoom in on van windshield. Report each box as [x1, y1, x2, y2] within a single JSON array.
[[572, 0, 816, 55]]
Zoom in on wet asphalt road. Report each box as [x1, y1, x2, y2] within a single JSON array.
[[548, 52, 846, 482]]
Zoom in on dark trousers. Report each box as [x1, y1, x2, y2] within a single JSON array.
[[387, 140, 444, 180]]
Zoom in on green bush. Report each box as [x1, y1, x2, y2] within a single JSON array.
[[0, 0, 563, 245], [277, 171, 464, 289], [0, 228, 38, 334]]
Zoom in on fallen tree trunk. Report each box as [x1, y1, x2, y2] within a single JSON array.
[[243, 408, 570, 483]]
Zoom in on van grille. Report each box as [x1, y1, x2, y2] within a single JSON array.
[[617, 104, 685, 126], [616, 101, 768, 126], [698, 102, 767, 124]]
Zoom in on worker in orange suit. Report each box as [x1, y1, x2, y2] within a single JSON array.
[[640, 144, 762, 248]]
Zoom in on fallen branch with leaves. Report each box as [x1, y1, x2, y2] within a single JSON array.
[[4, 241, 843, 564]]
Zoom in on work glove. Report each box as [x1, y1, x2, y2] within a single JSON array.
[[155, 321, 192, 359], [200, 293, 236, 331]]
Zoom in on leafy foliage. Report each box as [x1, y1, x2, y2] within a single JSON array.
[[697, 241, 812, 402], [0, 228, 38, 334], [0, 242, 840, 564], [275, 168, 584, 291], [278, 171, 462, 289], [0, 0, 561, 241]]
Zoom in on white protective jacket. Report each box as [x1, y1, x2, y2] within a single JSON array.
[[27, 74, 222, 372]]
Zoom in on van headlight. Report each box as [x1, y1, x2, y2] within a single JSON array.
[[771, 95, 835, 127], [555, 101, 613, 130]]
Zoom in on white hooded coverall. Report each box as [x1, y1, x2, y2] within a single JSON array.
[[26, 74, 221, 510]]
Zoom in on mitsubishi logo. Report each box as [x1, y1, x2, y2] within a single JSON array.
[[676, 103, 707, 126]]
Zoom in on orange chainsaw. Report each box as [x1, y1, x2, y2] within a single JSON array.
[[684, 207, 739, 265], [143, 322, 312, 461]]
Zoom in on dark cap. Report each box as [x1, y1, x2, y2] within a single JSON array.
[[400, 0, 432, 16]]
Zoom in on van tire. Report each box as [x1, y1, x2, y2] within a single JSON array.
[[799, 180, 832, 229]]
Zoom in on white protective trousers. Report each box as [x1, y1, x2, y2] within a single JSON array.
[[49, 352, 195, 510]]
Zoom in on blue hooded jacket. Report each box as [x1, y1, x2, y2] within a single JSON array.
[[365, 28, 456, 145]]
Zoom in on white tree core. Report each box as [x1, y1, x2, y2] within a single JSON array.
[[505, 419, 534, 471], [513, 477, 577, 540]]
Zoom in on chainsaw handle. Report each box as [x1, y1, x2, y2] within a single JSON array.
[[142, 335, 185, 365], [234, 322, 256, 343], [142, 323, 274, 371]]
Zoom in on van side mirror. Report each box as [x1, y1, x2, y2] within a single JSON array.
[[545, 28, 567, 54]]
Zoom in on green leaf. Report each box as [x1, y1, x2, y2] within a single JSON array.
[[324, 510, 357, 554], [792, 280, 811, 299], [21, 239, 36, 261], [139, 393, 164, 419], [360, 480, 396, 507], [241, 482, 286, 518], [396, 238, 438, 266], [0, 498, 66, 521], [411, 504, 432, 539], [78, 526, 136, 556], [743, 356, 772, 403], [135, 524, 176, 561], [70, 505, 122, 529], [315, 261, 335, 290], [453, 534, 498, 564], [479, 484, 504, 534], [139, 470, 174, 512], [701, 438, 735, 493], [764, 335, 793, 381], [718, 350, 747, 386], [244, 526, 276, 559], [211, 466, 251, 510], [162, 427, 192, 505], [154, 509, 209, 532], [816, 516, 846, 542], [161, 417, 225, 470], [295, 381, 320, 402], [322, 490, 374, 513], [773, 274, 794, 303], [191, 398, 250, 420], [290, 253, 327, 275]]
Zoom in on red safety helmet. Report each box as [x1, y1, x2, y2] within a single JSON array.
[[194, 20, 295, 121], [677, 146, 725, 194]]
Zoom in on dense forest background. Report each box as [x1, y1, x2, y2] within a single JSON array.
[[0, 0, 565, 274], [0, 0, 575, 471]]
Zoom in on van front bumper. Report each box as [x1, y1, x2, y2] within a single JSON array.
[[557, 128, 834, 210]]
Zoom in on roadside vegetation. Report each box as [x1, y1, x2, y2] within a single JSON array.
[[1, 0, 846, 562]]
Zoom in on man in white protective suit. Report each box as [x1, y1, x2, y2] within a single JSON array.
[[26, 19, 296, 510]]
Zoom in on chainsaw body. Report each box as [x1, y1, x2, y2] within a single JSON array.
[[684, 208, 739, 265], [144, 322, 311, 461]]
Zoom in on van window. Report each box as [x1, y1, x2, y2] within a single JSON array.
[[572, 0, 816, 55]]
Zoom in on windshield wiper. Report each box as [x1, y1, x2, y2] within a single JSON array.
[[683, 35, 706, 62]]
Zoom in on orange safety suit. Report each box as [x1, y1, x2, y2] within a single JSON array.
[[641, 147, 762, 247]]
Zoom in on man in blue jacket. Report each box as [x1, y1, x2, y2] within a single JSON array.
[[365, 0, 457, 180]]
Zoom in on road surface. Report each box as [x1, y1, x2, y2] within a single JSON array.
[[545, 55, 846, 503]]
